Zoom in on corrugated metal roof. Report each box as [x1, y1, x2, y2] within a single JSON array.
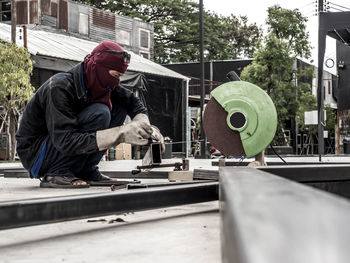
[[0, 23, 189, 81]]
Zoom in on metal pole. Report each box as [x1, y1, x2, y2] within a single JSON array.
[[185, 80, 191, 158], [11, 0, 16, 44], [317, 0, 325, 161], [23, 25, 27, 49], [199, 0, 206, 158], [335, 58, 340, 155], [336, 110, 340, 154], [318, 0, 324, 12], [27, 0, 30, 24]]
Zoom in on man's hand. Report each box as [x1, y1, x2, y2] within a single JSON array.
[[96, 113, 152, 151], [151, 125, 165, 152], [119, 118, 153, 145]]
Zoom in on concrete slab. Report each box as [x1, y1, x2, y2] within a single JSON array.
[[0, 177, 175, 201], [0, 202, 219, 263], [0, 177, 99, 200], [3, 155, 349, 262], [0, 160, 220, 263]]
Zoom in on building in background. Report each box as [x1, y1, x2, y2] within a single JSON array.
[[1, 0, 154, 59], [336, 40, 350, 153], [0, 1, 193, 159]]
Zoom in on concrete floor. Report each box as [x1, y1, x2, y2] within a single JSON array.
[[0, 159, 220, 263], [2, 156, 350, 262], [0, 199, 219, 263]]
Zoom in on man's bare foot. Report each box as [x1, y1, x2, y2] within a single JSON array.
[[72, 179, 88, 186], [40, 175, 90, 188]]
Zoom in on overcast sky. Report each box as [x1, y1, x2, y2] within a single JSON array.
[[203, 0, 350, 73]]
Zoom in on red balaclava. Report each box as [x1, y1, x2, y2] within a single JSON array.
[[83, 41, 129, 110]]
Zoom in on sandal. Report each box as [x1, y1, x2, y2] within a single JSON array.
[[40, 175, 90, 189]]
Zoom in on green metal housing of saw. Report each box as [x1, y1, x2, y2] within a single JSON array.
[[210, 81, 277, 157]]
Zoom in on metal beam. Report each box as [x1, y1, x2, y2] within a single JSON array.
[[127, 180, 216, 189], [211, 160, 350, 166], [196, 164, 350, 182], [220, 167, 350, 263], [259, 164, 350, 182], [0, 182, 218, 231]]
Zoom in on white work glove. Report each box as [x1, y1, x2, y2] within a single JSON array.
[[142, 125, 165, 165], [151, 125, 165, 152], [96, 113, 153, 151]]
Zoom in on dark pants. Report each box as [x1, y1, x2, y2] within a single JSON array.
[[39, 103, 126, 180]]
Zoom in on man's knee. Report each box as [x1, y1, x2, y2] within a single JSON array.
[[78, 103, 111, 131], [93, 105, 111, 128]]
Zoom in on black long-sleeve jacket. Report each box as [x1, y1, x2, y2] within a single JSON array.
[[16, 63, 147, 170]]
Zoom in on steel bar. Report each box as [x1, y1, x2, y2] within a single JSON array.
[[103, 170, 169, 179], [127, 180, 216, 189], [220, 167, 350, 263], [0, 182, 218, 231], [195, 166, 350, 198], [211, 160, 349, 166], [198, 165, 350, 182], [212, 161, 249, 166], [136, 162, 183, 170], [259, 164, 350, 182], [3, 169, 29, 178], [194, 169, 219, 180], [307, 181, 350, 199]]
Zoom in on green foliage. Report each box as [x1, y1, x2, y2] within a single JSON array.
[[206, 13, 262, 61], [0, 41, 34, 113], [0, 41, 34, 159], [80, 0, 262, 63], [325, 105, 336, 137], [266, 6, 311, 59], [241, 5, 314, 145]]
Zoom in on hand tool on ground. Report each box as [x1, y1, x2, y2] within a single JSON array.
[[203, 78, 277, 158], [127, 179, 216, 189], [132, 157, 189, 175], [111, 179, 141, 191]]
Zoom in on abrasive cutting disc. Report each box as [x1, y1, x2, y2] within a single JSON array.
[[203, 81, 277, 158], [203, 98, 245, 156]]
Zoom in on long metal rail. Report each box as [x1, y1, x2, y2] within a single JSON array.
[[220, 167, 350, 263], [196, 164, 350, 182], [0, 182, 218, 231]]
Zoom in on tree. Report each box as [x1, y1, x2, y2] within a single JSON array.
[[324, 105, 336, 138], [0, 41, 34, 160], [219, 15, 262, 59], [241, 6, 314, 145], [80, 0, 262, 63]]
